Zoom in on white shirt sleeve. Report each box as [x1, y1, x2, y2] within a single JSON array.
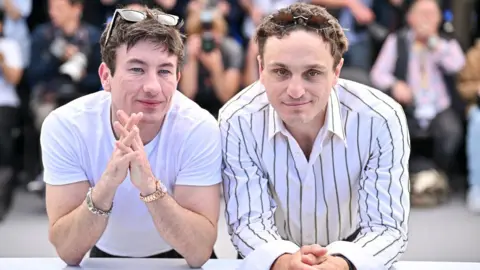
[[40, 111, 88, 185], [326, 106, 410, 270], [2, 39, 22, 69], [175, 115, 222, 186], [220, 116, 300, 270]]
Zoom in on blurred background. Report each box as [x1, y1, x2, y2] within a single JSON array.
[[0, 0, 479, 263]]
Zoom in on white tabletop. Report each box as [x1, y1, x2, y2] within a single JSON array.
[[1, 258, 480, 270], [0, 258, 240, 270]]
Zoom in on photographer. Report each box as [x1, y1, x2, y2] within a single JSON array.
[[0, 0, 31, 67], [27, 0, 101, 130], [0, 9, 24, 221], [180, 8, 243, 118]]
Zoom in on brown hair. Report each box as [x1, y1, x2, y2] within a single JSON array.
[[254, 3, 348, 69], [100, 8, 185, 75], [185, 9, 228, 36]]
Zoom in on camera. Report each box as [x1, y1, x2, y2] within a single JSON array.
[[50, 38, 88, 82], [200, 9, 216, 53]]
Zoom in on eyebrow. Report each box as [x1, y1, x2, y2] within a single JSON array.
[[126, 58, 175, 69], [269, 62, 328, 71], [126, 58, 147, 66]]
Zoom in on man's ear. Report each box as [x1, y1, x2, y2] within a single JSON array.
[[99, 62, 112, 92], [177, 71, 181, 83], [257, 55, 264, 84], [332, 58, 344, 87]]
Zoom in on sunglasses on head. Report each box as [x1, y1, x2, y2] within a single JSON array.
[[104, 9, 184, 46], [270, 12, 332, 30]]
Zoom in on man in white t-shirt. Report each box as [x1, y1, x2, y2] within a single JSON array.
[[0, 8, 24, 222], [40, 7, 222, 267]]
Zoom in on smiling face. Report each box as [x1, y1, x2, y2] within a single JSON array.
[[259, 30, 342, 128], [99, 40, 180, 124], [407, 0, 441, 39]]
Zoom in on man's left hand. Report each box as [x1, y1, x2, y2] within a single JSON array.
[[116, 110, 157, 196], [313, 255, 350, 270], [199, 49, 223, 74]]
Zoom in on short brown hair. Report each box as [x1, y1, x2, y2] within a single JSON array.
[[255, 3, 348, 69], [100, 8, 185, 75]]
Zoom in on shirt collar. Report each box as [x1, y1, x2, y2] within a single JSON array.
[[267, 89, 346, 145]]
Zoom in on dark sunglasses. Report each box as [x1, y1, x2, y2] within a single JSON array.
[[270, 12, 333, 30], [104, 9, 184, 46]]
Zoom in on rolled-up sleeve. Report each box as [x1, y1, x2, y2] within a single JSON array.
[[220, 116, 299, 270], [327, 106, 411, 270]]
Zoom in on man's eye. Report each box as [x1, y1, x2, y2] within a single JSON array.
[[307, 70, 321, 77], [130, 68, 143, 73], [273, 68, 289, 77], [159, 70, 172, 75]]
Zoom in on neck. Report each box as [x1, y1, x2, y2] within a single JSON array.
[[110, 109, 164, 145], [62, 19, 80, 36], [284, 109, 326, 157], [414, 33, 429, 44]]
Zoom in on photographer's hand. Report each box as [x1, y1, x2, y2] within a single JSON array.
[[199, 49, 223, 74], [63, 45, 79, 61], [186, 35, 202, 61]]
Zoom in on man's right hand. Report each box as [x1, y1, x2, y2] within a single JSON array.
[[392, 80, 413, 105], [100, 112, 142, 190], [271, 244, 328, 270]]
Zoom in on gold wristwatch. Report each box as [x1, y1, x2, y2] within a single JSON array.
[[140, 180, 167, 203]]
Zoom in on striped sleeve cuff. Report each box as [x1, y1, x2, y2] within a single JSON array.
[[326, 241, 385, 270], [239, 240, 300, 270]]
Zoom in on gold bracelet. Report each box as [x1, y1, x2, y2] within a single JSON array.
[[140, 180, 167, 203]]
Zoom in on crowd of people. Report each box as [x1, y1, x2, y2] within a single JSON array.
[[0, 0, 479, 230]]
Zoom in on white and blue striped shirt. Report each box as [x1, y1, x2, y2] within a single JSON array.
[[219, 78, 410, 270]]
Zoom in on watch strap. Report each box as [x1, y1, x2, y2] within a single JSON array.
[[86, 187, 112, 217], [140, 180, 167, 203]]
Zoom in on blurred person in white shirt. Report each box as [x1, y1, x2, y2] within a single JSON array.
[[0, 8, 26, 221]]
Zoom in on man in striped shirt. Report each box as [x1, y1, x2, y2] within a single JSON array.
[[219, 3, 410, 270]]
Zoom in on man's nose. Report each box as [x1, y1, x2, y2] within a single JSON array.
[[286, 77, 306, 99], [142, 71, 161, 95]]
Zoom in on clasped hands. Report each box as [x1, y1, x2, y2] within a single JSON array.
[[278, 244, 350, 270], [104, 110, 156, 196]]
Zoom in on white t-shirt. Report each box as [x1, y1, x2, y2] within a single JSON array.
[[0, 38, 23, 107], [40, 90, 222, 257]]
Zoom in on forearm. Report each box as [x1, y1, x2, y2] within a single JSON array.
[[146, 194, 217, 267], [243, 55, 259, 86], [239, 0, 254, 14], [370, 53, 397, 90], [210, 67, 228, 101], [179, 58, 198, 99], [0, 63, 22, 85], [49, 180, 116, 265], [219, 71, 240, 103], [3, 0, 22, 20], [457, 81, 479, 104]]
